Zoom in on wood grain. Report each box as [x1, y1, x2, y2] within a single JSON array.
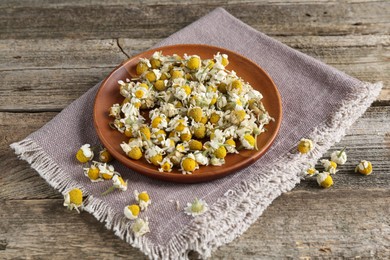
[[1, 1, 388, 40], [1, 0, 389, 259], [0, 35, 388, 111]]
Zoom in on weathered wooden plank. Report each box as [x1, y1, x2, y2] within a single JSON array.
[[0, 2, 388, 40], [212, 189, 390, 259], [0, 35, 388, 111], [0, 199, 147, 259], [0, 189, 389, 259], [1, 106, 389, 200]]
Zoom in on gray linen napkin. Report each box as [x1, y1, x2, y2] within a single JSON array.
[[11, 8, 382, 259]]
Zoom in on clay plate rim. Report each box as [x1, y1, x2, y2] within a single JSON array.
[[93, 44, 282, 183]]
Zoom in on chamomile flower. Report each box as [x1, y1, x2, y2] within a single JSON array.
[[297, 138, 314, 154], [184, 198, 209, 217], [112, 174, 127, 191], [63, 188, 83, 213], [159, 157, 173, 172], [83, 162, 104, 182], [76, 144, 94, 163], [131, 218, 150, 237], [108, 51, 273, 174], [316, 172, 333, 188], [320, 159, 338, 174], [99, 148, 113, 163], [97, 162, 116, 180], [124, 204, 140, 220], [134, 190, 151, 210], [305, 167, 319, 176], [240, 133, 257, 150], [355, 160, 373, 175], [180, 153, 199, 174], [330, 148, 347, 165]]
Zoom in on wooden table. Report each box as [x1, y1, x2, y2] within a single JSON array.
[[1, 1, 389, 259]]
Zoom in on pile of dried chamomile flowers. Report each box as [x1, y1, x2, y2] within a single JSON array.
[[298, 138, 373, 188]]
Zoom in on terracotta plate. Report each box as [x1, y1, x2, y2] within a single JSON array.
[[94, 44, 282, 183]]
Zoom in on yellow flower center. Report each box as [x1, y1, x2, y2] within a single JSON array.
[[140, 126, 151, 140], [307, 168, 316, 175], [244, 134, 255, 147], [138, 192, 150, 202], [182, 158, 197, 172], [135, 89, 145, 99], [171, 70, 183, 79], [150, 154, 163, 166], [214, 146, 227, 159], [139, 83, 149, 89], [210, 113, 220, 124], [145, 71, 156, 82], [136, 62, 148, 75], [321, 175, 333, 188], [180, 132, 192, 142], [189, 140, 203, 151], [102, 172, 113, 180], [225, 139, 236, 147], [151, 117, 162, 128], [76, 149, 90, 163], [161, 162, 172, 172], [87, 166, 100, 180], [187, 56, 201, 70], [128, 204, 140, 216], [221, 56, 229, 66], [188, 107, 203, 123], [150, 58, 161, 69], [128, 147, 142, 160], [230, 80, 243, 94], [297, 140, 312, 154], [154, 80, 166, 91], [99, 150, 112, 163], [329, 161, 337, 169], [69, 188, 83, 206], [182, 85, 192, 95], [194, 124, 206, 139]]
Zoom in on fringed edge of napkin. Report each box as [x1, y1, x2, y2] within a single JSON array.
[[10, 82, 382, 259]]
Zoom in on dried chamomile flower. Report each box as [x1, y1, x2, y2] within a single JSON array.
[[320, 159, 338, 174], [330, 148, 347, 165], [159, 157, 173, 172], [83, 162, 103, 182], [102, 174, 127, 195], [134, 190, 151, 211], [180, 153, 199, 174], [99, 148, 113, 163], [124, 204, 140, 220], [98, 162, 116, 180], [63, 188, 83, 213], [131, 218, 150, 237], [355, 160, 373, 175], [305, 167, 319, 176], [184, 198, 209, 217], [76, 144, 94, 163], [297, 138, 314, 154], [110, 51, 273, 174], [316, 172, 333, 188]]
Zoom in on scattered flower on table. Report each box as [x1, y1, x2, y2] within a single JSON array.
[[316, 172, 333, 188], [330, 147, 347, 165], [320, 159, 338, 174], [134, 190, 151, 211], [97, 162, 116, 180], [131, 218, 150, 237], [83, 163, 104, 182], [99, 148, 113, 163], [76, 144, 94, 163], [124, 204, 140, 220], [297, 138, 314, 154], [184, 198, 209, 217], [355, 160, 373, 175], [102, 174, 127, 195], [305, 166, 319, 176], [63, 188, 83, 213]]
